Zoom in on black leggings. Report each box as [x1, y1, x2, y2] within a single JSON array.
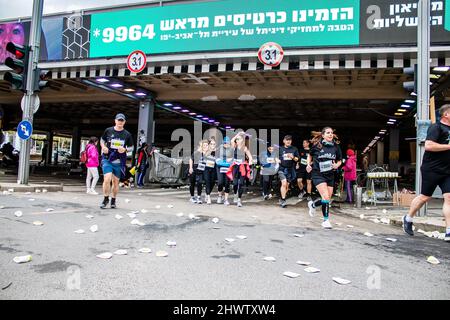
[[204, 168, 216, 195], [189, 172, 203, 196], [217, 167, 230, 194], [262, 175, 273, 196], [232, 166, 246, 198]]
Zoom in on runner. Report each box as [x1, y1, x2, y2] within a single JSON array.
[[204, 138, 217, 205], [216, 136, 233, 205], [306, 127, 342, 228], [99, 113, 134, 209], [227, 132, 253, 207], [403, 104, 450, 242], [296, 139, 313, 201], [188, 140, 210, 204], [278, 135, 300, 208], [259, 144, 279, 200]]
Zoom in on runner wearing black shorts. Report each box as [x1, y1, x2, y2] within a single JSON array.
[[306, 127, 342, 229], [403, 104, 450, 242], [296, 139, 312, 200], [278, 135, 300, 208]]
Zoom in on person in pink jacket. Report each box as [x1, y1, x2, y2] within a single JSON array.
[[343, 149, 357, 203], [85, 137, 100, 195]]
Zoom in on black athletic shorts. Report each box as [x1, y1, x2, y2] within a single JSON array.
[[311, 171, 335, 187], [421, 167, 450, 196], [296, 170, 312, 181], [278, 166, 297, 182]]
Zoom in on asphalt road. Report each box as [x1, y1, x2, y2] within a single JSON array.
[[0, 187, 449, 300]]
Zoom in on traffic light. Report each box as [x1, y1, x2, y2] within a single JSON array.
[[3, 42, 31, 92], [33, 68, 51, 91], [403, 64, 417, 92]]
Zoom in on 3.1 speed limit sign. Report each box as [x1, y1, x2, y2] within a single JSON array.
[[257, 42, 284, 67], [127, 50, 147, 73]]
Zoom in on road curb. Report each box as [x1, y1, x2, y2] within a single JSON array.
[[0, 183, 64, 192]]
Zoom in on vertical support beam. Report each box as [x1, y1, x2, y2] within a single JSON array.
[[369, 148, 376, 166], [137, 100, 155, 184], [416, 0, 430, 216], [46, 131, 53, 165], [71, 126, 81, 159], [389, 128, 400, 172], [376, 142, 384, 166]]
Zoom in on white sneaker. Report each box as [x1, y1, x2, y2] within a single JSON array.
[[190, 196, 197, 204], [206, 195, 212, 205], [86, 189, 91, 194], [217, 195, 223, 204], [298, 191, 306, 199], [322, 220, 333, 229], [268, 194, 273, 199], [90, 189, 98, 195], [224, 199, 230, 206], [233, 196, 238, 204], [308, 200, 316, 217], [237, 199, 243, 207], [197, 196, 203, 204]]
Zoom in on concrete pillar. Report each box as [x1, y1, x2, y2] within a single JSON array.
[[71, 126, 81, 159], [136, 100, 155, 184], [377, 141, 384, 166], [46, 131, 53, 165], [369, 148, 376, 166], [389, 128, 400, 172]]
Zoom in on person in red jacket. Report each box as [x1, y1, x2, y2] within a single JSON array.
[[343, 149, 357, 203]]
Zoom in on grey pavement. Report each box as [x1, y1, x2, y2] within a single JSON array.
[[0, 185, 449, 300]]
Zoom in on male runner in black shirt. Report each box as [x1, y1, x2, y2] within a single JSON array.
[[278, 135, 300, 208]]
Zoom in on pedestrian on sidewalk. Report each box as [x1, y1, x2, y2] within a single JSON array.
[[306, 127, 342, 229], [403, 104, 450, 242], [343, 149, 357, 203], [85, 137, 100, 194], [99, 113, 134, 209]]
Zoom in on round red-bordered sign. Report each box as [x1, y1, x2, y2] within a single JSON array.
[[257, 42, 284, 67], [127, 50, 147, 73]]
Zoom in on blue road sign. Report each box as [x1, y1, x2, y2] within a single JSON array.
[[17, 120, 33, 140]]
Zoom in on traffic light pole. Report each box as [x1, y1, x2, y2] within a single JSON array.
[[17, 0, 44, 185], [415, 0, 430, 216]]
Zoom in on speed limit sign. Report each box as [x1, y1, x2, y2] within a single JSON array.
[[127, 50, 147, 73], [257, 42, 284, 67]]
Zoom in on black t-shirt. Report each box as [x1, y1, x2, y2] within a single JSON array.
[[279, 146, 299, 168], [310, 142, 342, 175], [101, 127, 133, 160], [298, 148, 310, 171], [422, 122, 450, 174]]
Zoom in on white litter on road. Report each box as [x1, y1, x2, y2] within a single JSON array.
[[251, 215, 258, 218], [304, 267, 320, 273], [188, 214, 196, 220], [359, 214, 365, 219], [125, 199, 131, 203], [8, 189, 14, 193], [28, 199, 35, 202], [346, 225, 354, 228], [74, 229, 85, 234], [131, 219, 145, 226], [155, 205, 161, 209], [176, 212, 184, 217], [13, 255, 32, 264], [115, 214, 123, 220], [114, 249, 128, 255], [156, 251, 168, 257], [140, 209, 148, 214], [333, 277, 352, 285], [25, 192, 31, 195], [225, 238, 235, 243], [14, 211, 23, 217], [42, 189, 48, 193], [371, 218, 381, 224], [127, 213, 137, 218], [364, 232, 374, 237], [293, 234, 305, 238], [212, 217, 219, 224], [89, 225, 98, 233], [167, 204, 174, 208], [427, 256, 440, 265], [32, 221, 44, 226], [85, 215, 94, 219], [236, 235, 247, 240], [35, 189, 41, 193], [138, 248, 152, 253], [0, 206, 4, 209], [46, 208, 54, 212], [335, 222, 342, 226], [212, 226, 221, 229], [385, 238, 397, 242], [283, 271, 300, 278], [380, 218, 390, 224], [96, 252, 113, 259], [296, 261, 311, 266], [166, 241, 177, 247], [382, 209, 387, 214], [263, 257, 276, 262]]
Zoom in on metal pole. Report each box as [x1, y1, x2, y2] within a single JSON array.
[[415, 0, 430, 216], [17, 0, 44, 185]]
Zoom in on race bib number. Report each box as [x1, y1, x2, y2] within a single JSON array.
[[220, 167, 228, 173], [319, 160, 333, 173], [110, 138, 125, 150], [197, 162, 206, 171], [283, 154, 291, 161], [267, 157, 275, 164], [301, 158, 308, 166], [234, 158, 243, 165], [206, 160, 215, 168]]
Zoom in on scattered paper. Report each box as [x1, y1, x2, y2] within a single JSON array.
[[225, 238, 235, 243], [14, 211, 23, 217], [431, 231, 441, 239], [28, 199, 35, 202], [96, 252, 113, 259], [155, 205, 161, 209], [365, 207, 371, 210], [283, 271, 300, 278], [335, 222, 342, 226], [8, 189, 14, 193], [212, 218, 219, 224], [32, 221, 44, 226], [156, 250, 168, 257], [364, 232, 374, 237], [131, 219, 145, 226], [13, 255, 32, 264], [2, 191, 10, 195], [385, 238, 397, 242], [138, 248, 152, 253], [127, 213, 137, 218], [333, 277, 352, 285], [371, 218, 381, 224], [236, 235, 247, 240], [417, 229, 426, 234], [42, 189, 48, 193], [296, 261, 311, 266], [427, 256, 440, 265], [188, 214, 196, 220], [0, 205, 4, 209], [138, 193, 142, 196], [114, 249, 128, 255], [115, 214, 123, 220], [359, 214, 365, 220], [35, 189, 41, 193], [46, 208, 54, 212], [176, 212, 184, 217], [140, 209, 148, 214], [346, 225, 354, 228], [382, 209, 387, 214], [251, 215, 258, 219], [380, 218, 390, 224], [90, 225, 98, 233], [85, 215, 94, 219], [293, 234, 305, 238], [125, 199, 131, 203], [263, 257, 276, 262], [25, 192, 31, 195], [167, 204, 174, 208], [304, 267, 320, 273], [212, 226, 221, 229], [166, 241, 177, 247], [74, 229, 85, 234]]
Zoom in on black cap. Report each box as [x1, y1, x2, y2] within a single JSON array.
[[115, 113, 126, 121]]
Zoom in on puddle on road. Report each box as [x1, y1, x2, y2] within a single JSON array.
[[32, 260, 81, 274]]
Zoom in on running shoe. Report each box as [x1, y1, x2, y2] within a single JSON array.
[[100, 197, 109, 209], [86, 189, 91, 194], [233, 196, 238, 204], [206, 195, 212, 205], [444, 232, 450, 242], [307, 200, 315, 217], [263, 195, 269, 201], [298, 191, 306, 199], [190, 196, 197, 204], [268, 194, 273, 199], [217, 196, 223, 204], [402, 215, 414, 236], [306, 195, 312, 202], [90, 189, 99, 195], [322, 220, 333, 229], [280, 199, 287, 208], [224, 199, 230, 206], [237, 200, 243, 207], [197, 196, 203, 204], [110, 198, 116, 209]]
